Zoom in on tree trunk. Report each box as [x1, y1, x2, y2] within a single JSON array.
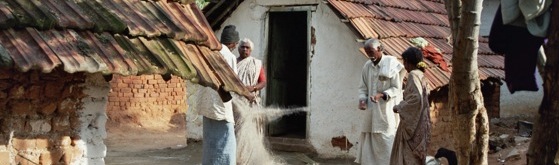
[[445, 0, 489, 165], [527, 1, 559, 165]]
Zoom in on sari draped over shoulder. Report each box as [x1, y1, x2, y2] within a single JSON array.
[[236, 56, 263, 106], [390, 70, 431, 165]]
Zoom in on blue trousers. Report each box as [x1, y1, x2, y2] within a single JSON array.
[[202, 117, 236, 165]]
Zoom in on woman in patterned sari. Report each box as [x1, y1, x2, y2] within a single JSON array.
[[390, 47, 431, 165]]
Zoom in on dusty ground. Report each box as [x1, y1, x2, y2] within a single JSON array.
[[105, 113, 532, 165], [104, 127, 356, 165], [104, 112, 356, 165], [486, 116, 534, 165]]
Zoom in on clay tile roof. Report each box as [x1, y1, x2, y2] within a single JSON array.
[[0, 0, 250, 97], [329, 0, 504, 90]]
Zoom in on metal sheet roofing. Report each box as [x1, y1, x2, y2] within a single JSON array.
[[329, 0, 504, 90], [0, 0, 250, 97]]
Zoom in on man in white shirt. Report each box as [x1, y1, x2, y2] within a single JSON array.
[[198, 25, 239, 165], [356, 38, 404, 165]]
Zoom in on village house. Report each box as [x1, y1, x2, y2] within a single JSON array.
[[194, 0, 508, 158], [0, 0, 248, 164]]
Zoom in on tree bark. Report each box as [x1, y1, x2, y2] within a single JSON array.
[[445, 0, 489, 165], [527, 1, 559, 165]]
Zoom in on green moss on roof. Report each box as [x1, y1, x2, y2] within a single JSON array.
[[140, 38, 197, 80], [0, 44, 13, 68], [75, 0, 126, 33], [5, 0, 57, 30]]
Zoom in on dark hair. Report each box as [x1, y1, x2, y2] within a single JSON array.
[[402, 47, 427, 71], [221, 25, 240, 44]]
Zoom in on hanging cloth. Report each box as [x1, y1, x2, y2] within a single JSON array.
[[489, 5, 544, 94]]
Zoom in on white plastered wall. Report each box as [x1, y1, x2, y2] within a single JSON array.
[[212, 0, 369, 158], [76, 73, 110, 164]]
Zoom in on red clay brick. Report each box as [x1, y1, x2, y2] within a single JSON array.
[[9, 85, 25, 99], [12, 138, 35, 150], [122, 78, 134, 84], [143, 75, 154, 80], [120, 88, 132, 93], [58, 99, 76, 114], [116, 83, 128, 88], [39, 102, 57, 116], [147, 80, 158, 85], [0, 91, 7, 99], [122, 92, 133, 97], [0, 70, 11, 79], [13, 72, 29, 82], [40, 149, 64, 165], [44, 82, 64, 98], [26, 85, 42, 99], [30, 71, 40, 83], [61, 86, 74, 98], [0, 81, 11, 90], [10, 101, 34, 117], [132, 80, 143, 84], [35, 137, 50, 149]]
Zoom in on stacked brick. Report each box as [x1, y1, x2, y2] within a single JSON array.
[[0, 69, 86, 164], [482, 80, 501, 119], [107, 75, 187, 128]]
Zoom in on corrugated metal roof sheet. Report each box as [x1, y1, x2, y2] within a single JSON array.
[[329, 0, 504, 90], [0, 0, 250, 97]]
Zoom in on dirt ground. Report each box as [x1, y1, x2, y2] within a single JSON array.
[[105, 114, 532, 165]]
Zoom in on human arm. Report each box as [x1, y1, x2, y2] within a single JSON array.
[[393, 72, 422, 114], [247, 67, 266, 92], [358, 64, 369, 110], [393, 72, 424, 141]]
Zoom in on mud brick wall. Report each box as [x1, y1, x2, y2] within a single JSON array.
[[482, 80, 501, 118], [0, 69, 87, 165], [107, 75, 187, 128], [428, 81, 501, 155], [428, 87, 455, 155]]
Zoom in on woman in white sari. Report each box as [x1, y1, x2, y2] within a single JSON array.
[[390, 47, 431, 165], [236, 38, 266, 106]]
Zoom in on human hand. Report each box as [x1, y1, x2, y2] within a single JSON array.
[[246, 86, 258, 92], [358, 100, 366, 110], [370, 93, 384, 103], [245, 93, 255, 102]]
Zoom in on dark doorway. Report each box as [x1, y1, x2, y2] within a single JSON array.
[[266, 11, 308, 139]]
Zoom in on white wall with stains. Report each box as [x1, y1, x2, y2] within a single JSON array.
[[77, 73, 110, 164], [212, 0, 368, 158]]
